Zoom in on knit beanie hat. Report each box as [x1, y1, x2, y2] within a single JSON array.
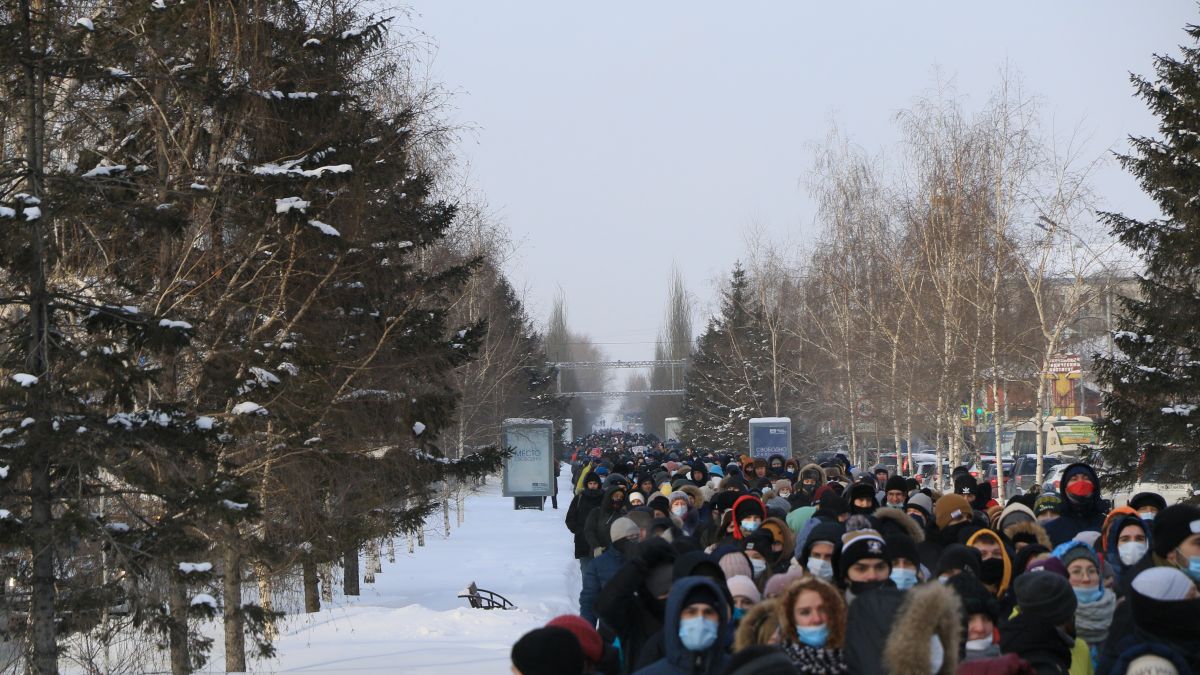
[[744, 529, 778, 564], [1027, 556, 1069, 579], [545, 615, 603, 664], [885, 474, 908, 494], [718, 550, 753, 580], [1129, 492, 1168, 513], [726, 574, 762, 603], [1131, 566, 1196, 601], [628, 491, 645, 505], [682, 581, 722, 610], [668, 490, 691, 507], [885, 533, 920, 567], [1034, 494, 1062, 515], [935, 494, 973, 529], [763, 569, 805, 599], [934, 544, 982, 579], [511, 626, 584, 675], [1152, 503, 1200, 558], [838, 528, 887, 579], [609, 517, 639, 544], [906, 492, 934, 520], [1014, 571, 1077, 627], [1125, 655, 1181, 675], [954, 473, 978, 497]]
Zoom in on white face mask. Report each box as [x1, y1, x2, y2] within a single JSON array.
[[671, 505, 687, 517], [806, 556, 833, 580], [965, 636, 993, 652], [779, 491, 791, 499], [751, 558, 767, 578], [1139, 511, 1156, 521], [1118, 541, 1149, 566]]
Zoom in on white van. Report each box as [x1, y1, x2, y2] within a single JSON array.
[[1109, 449, 1199, 507]]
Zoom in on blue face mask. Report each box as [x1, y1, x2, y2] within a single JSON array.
[[890, 567, 919, 590], [796, 623, 829, 648], [732, 607, 746, 622], [678, 616, 719, 652], [1073, 585, 1103, 604], [806, 556, 834, 580], [740, 519, 760, 534], [1181, 551, 1200, 583]]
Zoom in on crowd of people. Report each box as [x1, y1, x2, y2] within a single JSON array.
[[510, 433, 1200, 675]]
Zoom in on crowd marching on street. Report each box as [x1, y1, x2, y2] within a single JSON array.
[[509, 431, 1200, 675]]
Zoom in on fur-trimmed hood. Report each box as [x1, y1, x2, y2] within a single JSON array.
[[873, 505, 926, 543], [882, 582, 963, 675], [733, 597, 782, 652], [777, 576, 847, 649], [1004, 519, 1052, 550], [799, 463, 825, 485]]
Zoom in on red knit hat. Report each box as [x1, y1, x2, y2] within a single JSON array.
[[545, 614, 603, 664]]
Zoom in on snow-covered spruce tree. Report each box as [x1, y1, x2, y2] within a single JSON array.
[[0, 2, 265, 674], [681, 264, 771, 451], [1094, 21, 1200, 496]]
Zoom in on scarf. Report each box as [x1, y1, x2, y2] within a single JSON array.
[[783, 643, 849, 675], [1074, 587, 1117, 646]]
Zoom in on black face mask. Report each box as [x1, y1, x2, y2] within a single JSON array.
[[980, 558, 1005, 586], [848, 579, 887, 596]]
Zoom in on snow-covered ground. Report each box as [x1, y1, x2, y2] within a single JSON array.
[[218, 470, 578, 674]]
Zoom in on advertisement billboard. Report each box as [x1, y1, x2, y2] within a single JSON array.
[[502, 419, 555, 497], [749, 417, 791, 460]]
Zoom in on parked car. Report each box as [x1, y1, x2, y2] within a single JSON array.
[[1109, 448, 1200, 507], [1009, 454, 1064, 493], [1041, 463, 1069, 495]]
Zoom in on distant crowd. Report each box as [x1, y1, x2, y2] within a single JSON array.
[[509, 433, 1199, 675]]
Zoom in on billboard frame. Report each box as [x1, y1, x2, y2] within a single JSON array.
[[502, 418, 555, 497]]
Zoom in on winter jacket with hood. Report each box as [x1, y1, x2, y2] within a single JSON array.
[[1101, 511, 1152, 591], [567, 485, 606, 559], [1042, 463, 1106, 546], [585, 485, 629, 555], [632, 576, 732, 675], [882, 582, 963, 675], [966, 528, 1013, 599], [798, 463, 826, 495], [580, 540, 630, 625], [729, 495, 766, 542], [596, 550, 669, 673]]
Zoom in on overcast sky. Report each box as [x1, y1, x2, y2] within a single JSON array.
[[406, 1, 1190, 364]]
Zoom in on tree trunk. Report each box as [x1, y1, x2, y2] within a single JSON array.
[[364, 546, 377, 585], [254, 562, 276, 641], [388, 538, 396, 564], [302, 558, 320, 613], [169, 574, 190, 675], [222, 539, 246, 673], [319, 564, 333, 604], [343, 548, 360, 596]]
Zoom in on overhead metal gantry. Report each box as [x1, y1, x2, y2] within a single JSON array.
[[548, 360, 687, 398]]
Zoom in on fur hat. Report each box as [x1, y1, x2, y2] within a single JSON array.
[[885, 474, 909, 494], [733, 598, 782, 652]]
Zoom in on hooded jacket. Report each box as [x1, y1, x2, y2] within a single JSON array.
[[966, 529, 1013, 599], [566, 485, 606, 559], [1042, 463, 1106, 546], [798, 463, 826, 494], [729, 495, 766, 542], [882, 582, 963, 675], [633, 576, 732, 675], [585, 485, 629, 554], [1102, 512, 1152, 590]]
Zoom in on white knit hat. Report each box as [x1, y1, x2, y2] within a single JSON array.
[[1131, 566, 1195, 601]]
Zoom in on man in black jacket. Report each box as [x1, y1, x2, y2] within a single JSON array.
[[566, 473, 605, 578]]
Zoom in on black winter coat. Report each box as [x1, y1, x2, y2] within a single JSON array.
[[566, 487, 604, 559], [999, 612, 1073, 675], [595, 558, 665, 674], [584, 485, 628, 555]]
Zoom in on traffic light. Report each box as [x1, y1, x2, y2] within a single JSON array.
[[975, 406, 985, 417]]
